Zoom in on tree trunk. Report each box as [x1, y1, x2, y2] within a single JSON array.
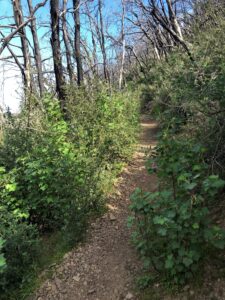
[[119, 0, 126, 89], [12, 0, 32, 95], [85, 3, 98, 77], [73, 0, 84, 85], [151, 8, 193, 61], [27, 0, 45, 97], [165, 0, 183, 40], [98, 0, 109, 83], [62, 0, 74, 83], [50, 0, 67, 115]]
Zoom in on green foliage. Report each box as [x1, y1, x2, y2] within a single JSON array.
[[143, 17, 225, 174], [66, 85, 140, 194], [0, 86, 140, 295], [8, 97, 91, 230], [0, 208, 39, 292], [130, 138, 225, 285], [0, 238, 6, 274], [130, 17, 225, 287]]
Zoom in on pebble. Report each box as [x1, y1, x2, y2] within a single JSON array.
[[109, 213, 117, 221], [73, 275, 80, 282], [63, 253, 70, 259], [125, 292, 134, 299], [87, 288, 96, 295], [184, 285, 190, 291]]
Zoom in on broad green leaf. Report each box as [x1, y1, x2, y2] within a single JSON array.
[[183, 257, 193, 267], [192, 223, 199, 229], [157, 228, 167, 236], [153, 216, 166, 225], [5, 183, 17, 192], [165, 255, 174, 269]]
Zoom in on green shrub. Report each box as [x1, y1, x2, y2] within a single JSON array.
[[0, 208, 39, 292], [67, 85, 139, 160], [143, 18, 225, 174], [0, 85, 140, 295], [66, 85, 140, 193], [129, 137, 225, 285], [131, 19, 225, 286]]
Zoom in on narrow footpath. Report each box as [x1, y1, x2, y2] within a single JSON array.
[[32, 116, 158, 300]]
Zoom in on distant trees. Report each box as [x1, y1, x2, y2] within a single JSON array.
[[0, 0, 47, 99], [125, 0, 193, 61], [0, 0, 223, 113]]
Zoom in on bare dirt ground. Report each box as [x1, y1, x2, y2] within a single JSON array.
[[31, 116, 158, 300]]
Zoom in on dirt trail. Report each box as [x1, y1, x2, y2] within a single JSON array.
[[32, 116, 158, 300]]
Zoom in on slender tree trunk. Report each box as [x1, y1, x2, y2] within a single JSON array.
[[151, 8, 193, 61], [119, 0, 126, 89], [153, 44, 160, 60], [73, 0, 83, 85], [62, 0, 74, 83], [12, 0, 32, 95], [85, 3, 98, 76], [50, 0, 67, 115], [90, 26, 98, 77], [98, 0, 109, 82], [27, 0, 45, 97], [165, 0, 183, 40]]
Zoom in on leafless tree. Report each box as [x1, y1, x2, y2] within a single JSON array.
[[27, 0, 45, 97], [98, 0, 110, 82], [50, 0, 67, 115], [119, 0, 126, 89], [85, 2, 98, 77], [73, 0, 83, 85], [12, 0, 32, 93], [62, 0, 75, 83]]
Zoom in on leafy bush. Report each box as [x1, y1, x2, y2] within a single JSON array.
[[0, 208, 39, 292], [66, 85, 140, 193], [0, 86, 140, 294], [9, 97, 91, 230], [143, 17, 225, 174], [129, 18, 225, 286], [129, 137, 225, 285], [67, 85, 139, 160]]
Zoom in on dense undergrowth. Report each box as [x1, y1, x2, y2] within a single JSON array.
[[130, 17, 225, 288], [0, 85, 139, 298]]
